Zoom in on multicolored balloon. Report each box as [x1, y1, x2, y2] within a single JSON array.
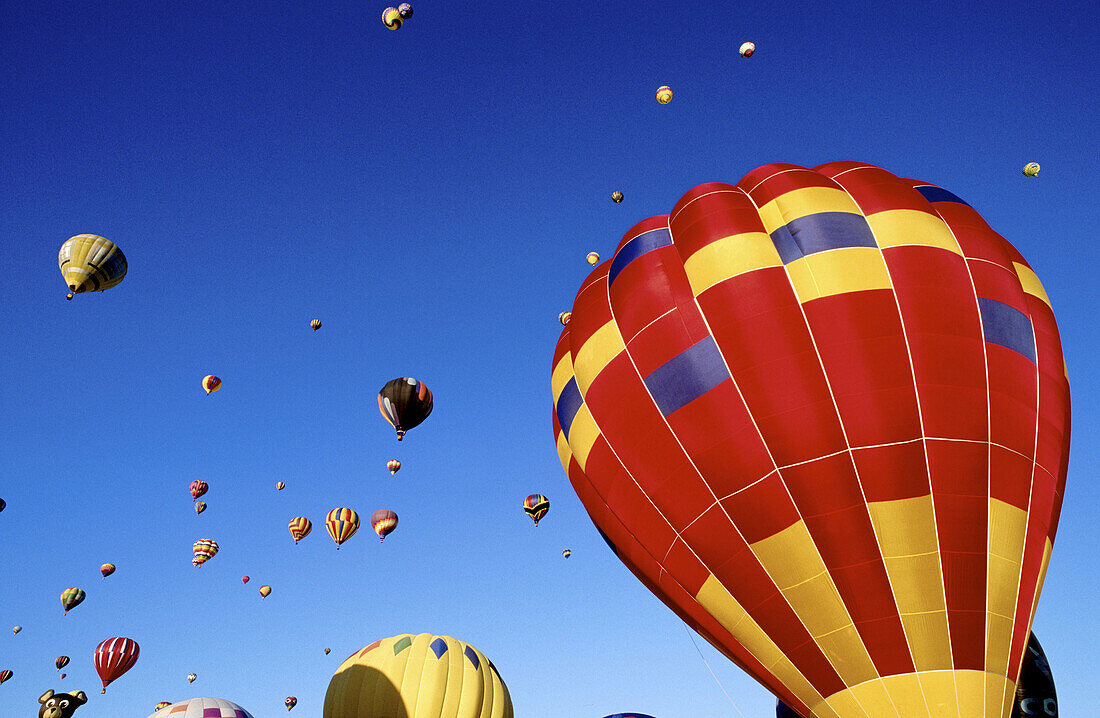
[[58, 234, 127, 300], [202, 375, 221, 395], [324, 648, 331, 655], [189, 480, 208, 501], [522, 494, 549, 526], [285, 696, 297, 711], [94, 636, 139, 693], [387, 459, 401, 475], [1023, 162, 1041, 177], [324, 634, 513, 718], [382, 6, 402, 29], [187, 673, 197, 684], [326, 508, 360, 549], [276, 481, 285, 491], [55, 656, 69, 671], [144, 698, 254, 718], [378, 378, 433, 440], [311, 319, 322, 331], [0, 669, 10, 684], [289, 517, 313, 544], [552, 161, 1070, 717], [195, 501, 207, 515], [259, 585, 272, 600], [100, 563, 115, 578], [11, 626, 19, 634], [397, 2, 412, 18], [192, 538, 219, 566], [559, 311, 572, 326], [60, 587, 85, 615], [371, 509, 399, 542], [586, 251, 600, 265], [739, 41, 755, 57], [612, 191, 624, 204], [655, 85, 672, 104], [155, 702, 171, 711], [562, 549, 571, 558]]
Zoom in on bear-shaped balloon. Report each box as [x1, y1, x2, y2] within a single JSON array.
[[39, 690, 87, 718]]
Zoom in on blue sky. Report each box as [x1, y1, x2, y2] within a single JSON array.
[[1, 1, 1098, 716]]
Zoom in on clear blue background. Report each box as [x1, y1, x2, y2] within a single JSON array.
[[1, 1, 1097, 716]]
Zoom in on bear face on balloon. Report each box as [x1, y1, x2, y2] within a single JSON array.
[[39, 690, 87, 718]]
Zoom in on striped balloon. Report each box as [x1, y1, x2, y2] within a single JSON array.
[[100, 563, 115, 578], [523, 494, 549, 526], [192, 538, 219, 565], [60, 587, 85, 615], [94, 636, 139, 693], [58, 234, 127, 299], [195, 501, 207, 515], [202, 375, 221, 395], [326, 508, 360, 549], [370, 509, 398, 542], [552, 161, 1070, 717], [0, 669, 11, 684], [55, 656, 69, 671], [189, 480, 208, 501], [288, 517, 312, 544]]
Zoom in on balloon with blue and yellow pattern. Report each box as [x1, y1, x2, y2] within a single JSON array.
[[522, 494, 549, 526], [323, 633, 512, 718], [326, 508, 360, 549], [552, 161, 1070, 718]]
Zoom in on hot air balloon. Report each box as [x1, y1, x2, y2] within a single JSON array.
[[192, 539, 219, 566], [195, 501, 207, 515], [144, 698, 255, 718], [562, 549, 571, 558], [559, 311, 572, 326], [11, 626, 20, 634], [326, 508, 360, 549], [190, 480, 208, 501], [1023, 162, 1041, 177], [398, 2, 412, 18], [242, 576, 250, 584], [324, 648, 331, 655], [201, 375, 221, 395], [323, 633, 513, 718], [60, 588, 85, 615], [94, 636, 139, 693], [59, 673, 66, 679], [58, 234, 127, 300], [311, 319, 322, 331], [276, 481, 285, 491], [155, 702, 171, 711], [0, 498, 6, 512], [285, 696, 297, 711], [378, 378, 433, 440], [289, 517, 313, 544], [56, 656, 69, 671], [100, 563, 115, 578], [554, 162, 1069, 716], [382, 6, 401, 29], [1013, 633, 1057, 717], [655, 86, 672, 104], [259, 585, 272, 599], [739, 41, 755, 57], [371, 509, 398, 542], [587, 251, 600, 265], [0, 669, 11, 684], [552, 161, 1070, 718], [523, 494, 549, 526], [187, 673, 197, 684], [387, 459, 401, 475], [612, 191, 624, 204]]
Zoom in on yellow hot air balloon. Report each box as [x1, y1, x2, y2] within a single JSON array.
[[382, 7, 402, 29], [259, 585, 272, 599], [326, 508, 360, 549], [656, 85, 672, 104], [586, 252, 600, 266], [58, 234, 127, 300], [324, 633, 513, 718], [289, 516, 313, 544], [1023, 162, 1040, 177]]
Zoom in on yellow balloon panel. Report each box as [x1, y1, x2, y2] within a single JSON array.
[[58, 234, 127, 296], [324, 633, 513, 718]]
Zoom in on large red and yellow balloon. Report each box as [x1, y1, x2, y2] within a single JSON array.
[[551, 162, 1070, 717]]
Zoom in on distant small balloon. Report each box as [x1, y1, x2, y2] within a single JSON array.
[[56, 656, 70, 671], [0, 669, 11, 684], [562, 549, 571, 558], [656, 85, 672, 104], [611, 191, 623, 204], [739, 41, 755, 58], [398, 3, 412, 18], [259, 585, 272, 599], [285, 696, 297, 711], [202, 375, 222, 395], [195, 501, 207, 515], [371, 509, 399, 542], [523, 494, 550, 526], [387, 459, 401, 475], [100, 563, 115, 579], [192, 538, 219, 566], [187, 672, 197, 684], [59, 673, 66, 679], [324, 648, 331, 655], [11, 626, 20, 634], [276, 481, 285, 491], [155, 702, 171, 711], [60, 587, 86, 615], [242, 576, 250, 584], [190, 480, 209, 501], [289, 516, 313, 544], [1023, 162, 1041, 177], [382, 6, 402, 29], [586, 252, 600, 265], [310, 319, 322, 331], [559, 311, 571, 326]]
